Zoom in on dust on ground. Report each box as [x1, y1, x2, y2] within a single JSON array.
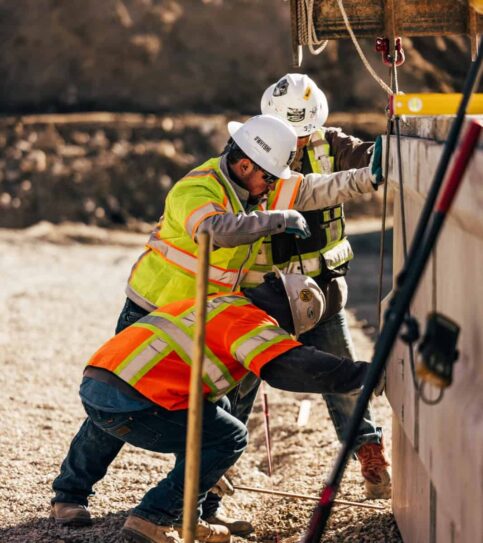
[[0, 221, 400, 543]]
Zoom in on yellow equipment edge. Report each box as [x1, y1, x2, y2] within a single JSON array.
[[391, 94, 483, 116]]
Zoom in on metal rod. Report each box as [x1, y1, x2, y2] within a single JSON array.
[[260, 381, 273, 476], [182, 231, 211, 543], [233, 484, 385, 511]]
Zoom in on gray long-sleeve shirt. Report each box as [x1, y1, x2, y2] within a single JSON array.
[[196, 154, 374, 247]]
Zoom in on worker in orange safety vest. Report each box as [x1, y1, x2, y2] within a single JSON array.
[[51, 270, 370, 543]]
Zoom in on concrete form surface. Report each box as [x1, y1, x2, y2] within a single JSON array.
[[385, 116, 483, 543]]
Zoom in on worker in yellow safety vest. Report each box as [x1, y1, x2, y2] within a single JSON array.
[[51, 271, 371, 543], [215, 74, 391, 511], [203, 75, 391, 521], [51, 113, 383, 535]]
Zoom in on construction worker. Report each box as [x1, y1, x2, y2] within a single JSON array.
[[231, 73, 390, 498], [52, 270, 371, 543], [51, 113, 383, 534]]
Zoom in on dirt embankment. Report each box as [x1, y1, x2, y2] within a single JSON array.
[[0, 112, 387, 229]]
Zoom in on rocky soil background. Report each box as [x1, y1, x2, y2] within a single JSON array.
[[0, 223, 398, 543], [0, 112, 388, 229]]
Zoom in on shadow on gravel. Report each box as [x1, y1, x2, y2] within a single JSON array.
[[346, 228, 393, 338], [323, 510, 402, 542], [0, 511, 131, 543]]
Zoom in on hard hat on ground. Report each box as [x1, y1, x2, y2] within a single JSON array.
[[227, 114, 297, 180], [261, 73, 329, 137], [243, 268, 326, 338]]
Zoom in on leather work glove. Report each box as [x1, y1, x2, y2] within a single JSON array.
[[210, 475, 235, 497], [282, 210, 311, 239], [369, 135, 384, 188]]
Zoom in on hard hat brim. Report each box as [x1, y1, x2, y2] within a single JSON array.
[[226, 120, 292, 180], [273, 265, 302, 338]]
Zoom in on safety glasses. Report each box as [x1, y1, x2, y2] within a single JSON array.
[[254, 163, 278, 184]]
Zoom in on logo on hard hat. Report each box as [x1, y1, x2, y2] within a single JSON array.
[[254, 136, 272, 153], [287, 150, 296, 166], [299, 289, 313, 302], [287, 107, 305, 122], [304, 87, 312, 100], [273, 78, 289, 97], [307, 307, 315, 320]]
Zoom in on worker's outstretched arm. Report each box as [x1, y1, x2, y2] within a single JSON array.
[[196, 209, 310, 248], [294, 167, 377, 212], [259, 345, 368, 394]]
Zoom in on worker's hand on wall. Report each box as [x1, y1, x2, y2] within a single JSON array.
[[282, 210, 311, 239], [369, 135, 384, 188]]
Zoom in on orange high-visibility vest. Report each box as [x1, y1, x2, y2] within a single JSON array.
[[87, 293, 301, 410]]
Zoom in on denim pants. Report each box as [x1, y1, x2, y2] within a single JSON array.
[[54, 398, 247, 525]]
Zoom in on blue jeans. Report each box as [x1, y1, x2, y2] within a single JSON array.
[[54, 399, 247, 525]]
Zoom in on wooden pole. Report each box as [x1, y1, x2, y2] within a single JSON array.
[[182, 231, 211, 543], [233, 484, 385, 511]]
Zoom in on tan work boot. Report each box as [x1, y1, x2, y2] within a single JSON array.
[[50, 502, 92, 526], [121, 514, 182, 543], [356, 442, 392, 499], [204, 512, 254, 537], [177, 519, 231, 543]]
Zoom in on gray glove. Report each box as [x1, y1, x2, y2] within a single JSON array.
[[282, 210, 311, 239]]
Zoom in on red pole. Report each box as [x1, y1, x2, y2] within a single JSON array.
[[260, 382, 273, 476]]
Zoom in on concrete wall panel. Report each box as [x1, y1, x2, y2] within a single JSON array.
[[385, 120, 483, 542]]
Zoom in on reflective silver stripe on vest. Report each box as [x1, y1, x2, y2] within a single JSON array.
[[234, 327, 287, 365], [180, 295, 249, 327], [254, 243, 271, 265], [241, 270, 265, 286], [322, 238, 353, 269], [310, 131, 333, 175], [118, 338, 168, 382], [286, 256, 320, 274], [147, 238, 240, 288], [185, 202, 225, 238], [140, 315, 231, 391], [272, 175, 301, 210]]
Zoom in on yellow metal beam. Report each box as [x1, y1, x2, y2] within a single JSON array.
[[391, 93, 483, 116]]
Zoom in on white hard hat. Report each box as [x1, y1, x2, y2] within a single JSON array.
[[227, 114, 297, 180], [273, 266, 326, 338], [261, 74, 329, 137]]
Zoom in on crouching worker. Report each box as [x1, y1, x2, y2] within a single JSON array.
[[51, 270, 370, 543]]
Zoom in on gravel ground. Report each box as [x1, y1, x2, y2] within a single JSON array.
[[0, 223, 401, 543]]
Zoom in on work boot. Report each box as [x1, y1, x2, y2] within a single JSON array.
[[121, 514, 182, 543], [356, 442, 392, 499], [204, 511, 254, 537], [50, 502, 92, 526], [177, 519, 231, 543]]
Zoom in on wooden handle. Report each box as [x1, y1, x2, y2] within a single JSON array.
[[182, 231, 211, 543]]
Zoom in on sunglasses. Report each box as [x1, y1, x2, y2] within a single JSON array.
[[253, 163, 278, 184]]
